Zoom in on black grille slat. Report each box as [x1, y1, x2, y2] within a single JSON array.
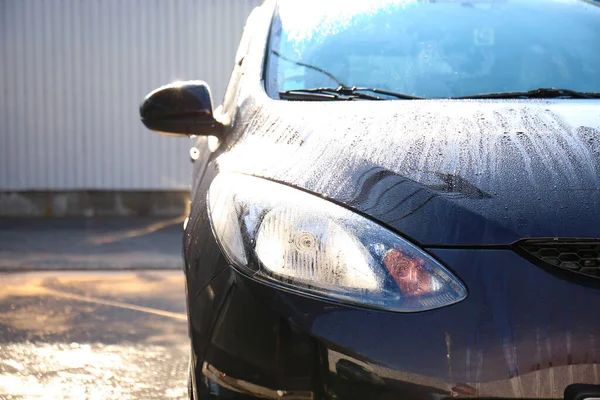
[[518, 239, 600, 279]]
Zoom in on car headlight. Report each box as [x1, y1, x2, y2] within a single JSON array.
[[208, 173, 467, 312]]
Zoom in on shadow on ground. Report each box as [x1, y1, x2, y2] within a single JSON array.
[[0, 218, 184, 270]]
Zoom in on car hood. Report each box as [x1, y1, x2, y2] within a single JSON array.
[[218, 99, 600, 246]]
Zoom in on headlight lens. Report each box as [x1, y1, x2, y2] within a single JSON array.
[[208, 173, 467, 312]]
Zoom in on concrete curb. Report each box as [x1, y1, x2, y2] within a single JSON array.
[[0, 191, 190, 218]]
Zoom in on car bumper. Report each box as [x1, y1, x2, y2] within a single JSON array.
[[189, 249, 600, 399]]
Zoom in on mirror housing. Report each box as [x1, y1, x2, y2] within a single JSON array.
[[140, 80, 223, 137]]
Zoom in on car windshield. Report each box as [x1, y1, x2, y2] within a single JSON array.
[[265, 0, 600, 99]]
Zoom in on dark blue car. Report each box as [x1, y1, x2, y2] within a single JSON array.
[[140, 0, 600, 398]]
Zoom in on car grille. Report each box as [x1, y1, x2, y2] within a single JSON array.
[[518, 239, 600, 279]]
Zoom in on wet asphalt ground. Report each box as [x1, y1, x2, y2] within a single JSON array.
[[0, 218, 190, 399], [0, 270, 189, 400]]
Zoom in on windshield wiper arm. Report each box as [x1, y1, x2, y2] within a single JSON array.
[[279, 90, 344, 101], [280, 87, 382, 101], [353, 87, 424, 100], [279, 86, 423, 101], [455, 88, 600, 99]]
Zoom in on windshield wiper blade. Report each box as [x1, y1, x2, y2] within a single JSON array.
[[455, 88, 600, 99], [271, 51, 344, 87], [279, 86, 423, 101]]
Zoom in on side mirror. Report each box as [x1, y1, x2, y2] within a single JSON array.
[[139, 80, 223, 137]]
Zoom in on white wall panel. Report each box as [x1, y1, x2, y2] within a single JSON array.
[[0, 0, 262, 190]]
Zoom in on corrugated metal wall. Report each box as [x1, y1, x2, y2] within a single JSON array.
[[0, 0, 262, 190]]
